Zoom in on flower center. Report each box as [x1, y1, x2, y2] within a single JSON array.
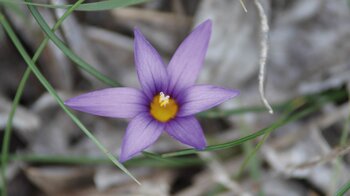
[[150, 92, 178, 122]]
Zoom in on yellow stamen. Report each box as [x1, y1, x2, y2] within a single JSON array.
[[150, 92, 178, 122]]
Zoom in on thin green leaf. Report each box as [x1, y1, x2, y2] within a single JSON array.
[[0, 69, 31, 196], [1, 1, 86, 194], [0, 0, 150, 11], [236, 98, 303, 178], [162, 91, 347, 158], [142, 151, 205, 167], [339, 90, 350, 146], [236, 131, 270, 178], [25, 0, 121, 87], [331, 90, 350, 194], [239, 125, 262, 186], [6, 153, 204, 168], [0, 0, 25, 18], [0, 12, 140, 185], [336, 180, 350, 196], [2, 0, 131, 190], [162, 116, 286, 158]]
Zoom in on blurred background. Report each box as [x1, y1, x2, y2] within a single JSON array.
[[1, 0, 350, 195]]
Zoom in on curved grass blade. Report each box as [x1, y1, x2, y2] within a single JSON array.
[[0, 13, 140, 185], [336, 180, 350, 196], [7, 153, 204, 168], [331, 90, 350, 193], [162, 91, 347, 158], [236, 98, 306, 177], [0, 0, 25, 18], [0, 0, 150, 11], [142, 151, 205, 167], [339, 89, 350, 146], [162, 116, 287, 158], [0, 69, 31, 196], [236, 131, 270, 178], [1, 1, 86, 194], [25, 0, 121, 87]]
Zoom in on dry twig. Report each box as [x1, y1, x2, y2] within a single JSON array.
[[254, 0, 273, 114]]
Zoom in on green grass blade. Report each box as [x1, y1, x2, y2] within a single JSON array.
[[236, 131, 270, 178], [161, 117, 286, 158], [25, 0, 121, 87], [331, 90, 350, 194], [162, 91, 347, 158], [0, 0, 150, 11], [0, 69, 31, 196], [239, 125, 262, 188], [236, 98, 303, 178], [339, 90, 350, 146], [1, 1, 86, 194], [0, 0, 25, 18], [0, 12, 140, 185], [75, 0, 149, 11], [336, 180, 350, 196], [142, 151, 206, 167], [6, 153, 204, 168]]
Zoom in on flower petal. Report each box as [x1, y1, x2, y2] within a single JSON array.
[[134, 28, 168, 99], [177, 85, 239, 117], [119, 113, 164, 162], [167, 20, 212, 96], [64, 87, 147, 118], [165, 116, 206, 149]]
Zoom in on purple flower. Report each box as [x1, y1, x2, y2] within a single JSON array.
[[65, 20, 239, 162]]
